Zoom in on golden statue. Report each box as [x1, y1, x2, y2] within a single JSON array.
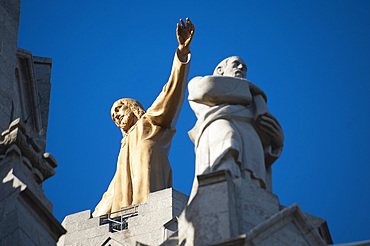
[[92, 18, 194, 217]]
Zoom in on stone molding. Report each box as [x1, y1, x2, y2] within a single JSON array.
[[211, 203, 331, 246], [0, 118, 57, 181], [243, 203, 326, 245], [198, 169, 231, 187]]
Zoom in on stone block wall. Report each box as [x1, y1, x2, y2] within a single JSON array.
[[0, 0, 21, 131], [0, 1, 64, 244], [58, 188, 189, 246], [0, 120, 66, 245]]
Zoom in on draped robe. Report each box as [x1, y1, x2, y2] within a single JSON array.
[[187, 76, 282, 199], [93, 50, 190, 217]]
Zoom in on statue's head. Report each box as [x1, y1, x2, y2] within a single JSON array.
[[111, 98, 146, 132], [213, 56, 247, 79]]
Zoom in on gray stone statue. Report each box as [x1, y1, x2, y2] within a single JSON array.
[[179, 57, 331, 246], [187, 56, 284, 197]]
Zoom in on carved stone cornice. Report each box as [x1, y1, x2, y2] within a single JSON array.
[[0, 118, 57, 181]]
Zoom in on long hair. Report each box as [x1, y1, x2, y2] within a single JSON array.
[[111, 98, 146, 121]]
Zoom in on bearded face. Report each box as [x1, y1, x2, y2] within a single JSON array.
[[111, 103, 135, 132]]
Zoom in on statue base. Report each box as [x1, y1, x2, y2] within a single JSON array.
[[58, 188, 188, 246], [174, 170, 332, 246]]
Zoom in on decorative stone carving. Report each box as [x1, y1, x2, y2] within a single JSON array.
[[0, 118, 65, 245], [0, 7, 63, 241], [0, 118, 57, 181], [92, 19, 195, 217]]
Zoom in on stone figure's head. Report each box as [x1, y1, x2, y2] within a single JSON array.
[[111, 98, 146, 132], [213, 56, 247, 78]]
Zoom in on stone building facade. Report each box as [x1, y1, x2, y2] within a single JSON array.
[[0, 1, 344, 245], [0, 0, 65, 245]]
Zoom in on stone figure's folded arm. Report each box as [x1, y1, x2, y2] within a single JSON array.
[[146, 49, 191, 128], [253, 94, 269, 120], [188, 76, 254, 106]]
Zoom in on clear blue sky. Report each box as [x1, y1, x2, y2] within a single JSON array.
[[18, 1, 369, 244]]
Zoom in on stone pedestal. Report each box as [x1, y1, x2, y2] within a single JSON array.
[[176, 170, 332, 246], [178, 170, 239, 245], [58, 188, 188, 246]]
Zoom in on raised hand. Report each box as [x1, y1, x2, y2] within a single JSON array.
[[176, 18, 195, 58]]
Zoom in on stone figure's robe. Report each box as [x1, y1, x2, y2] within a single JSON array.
[[187, 76, 282, 195], [93, 50, 190, 217]]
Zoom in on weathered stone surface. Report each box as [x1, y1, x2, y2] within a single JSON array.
[[1, 119, 57, 181], [245, 204, 327, 246], [208, 204, 331, 246], [178, 170, 239, 246], [58, 188, 188, 246], [233, 177, 280, 233], [14, 48, 53, 152], [0, 0, 20, 132], [0, 1, 64, 245], [175, 170, 332, 246], [0, 171, 65, 245]]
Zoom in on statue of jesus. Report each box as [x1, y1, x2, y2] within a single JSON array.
[[93, 18, 194, 217]]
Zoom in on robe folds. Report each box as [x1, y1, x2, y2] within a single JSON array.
[[188, 76, 282, 192], [93, 50, 190, 217]]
